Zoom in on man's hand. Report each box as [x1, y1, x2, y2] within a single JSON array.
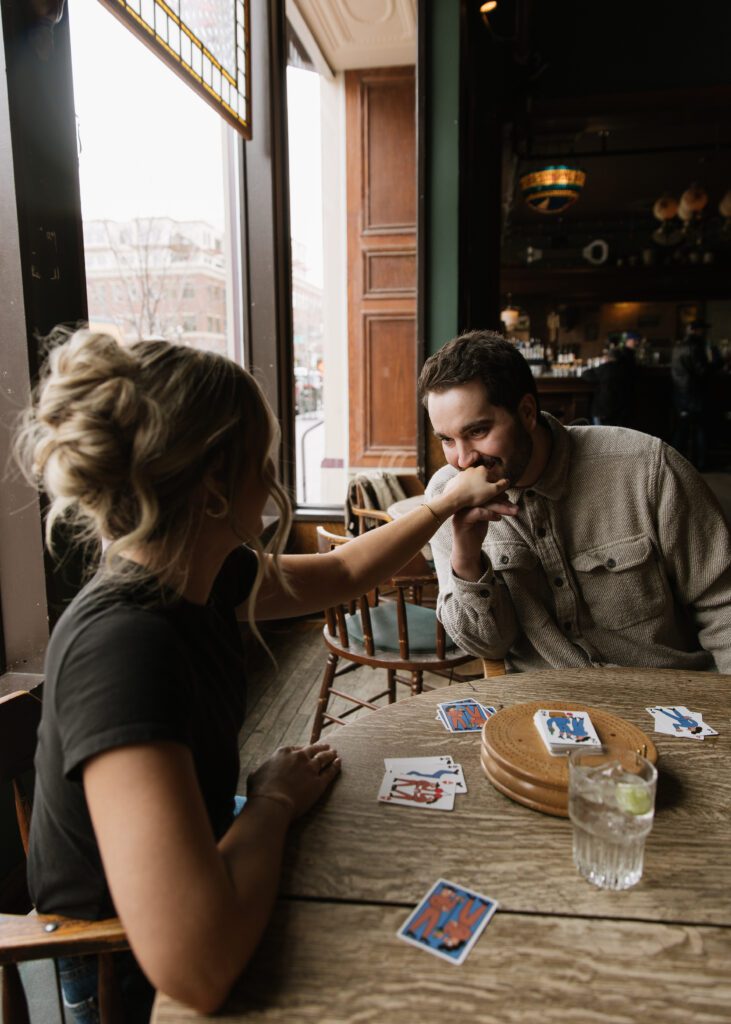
[[445, 478, 518, 583]]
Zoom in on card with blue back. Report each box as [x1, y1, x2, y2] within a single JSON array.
[[397, 878, 498, 964]]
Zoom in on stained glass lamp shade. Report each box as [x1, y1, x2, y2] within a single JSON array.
[[519, 165, 585, 215]]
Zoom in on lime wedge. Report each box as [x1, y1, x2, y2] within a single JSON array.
[[616, 782, 652, 816]]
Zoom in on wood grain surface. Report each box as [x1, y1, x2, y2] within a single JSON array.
[[281, 669, 731, 925], [153, 898, 731, 1024], [0, 912, 127, 961]]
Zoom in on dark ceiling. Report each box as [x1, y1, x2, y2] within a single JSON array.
[[492, 0, 731, 230]]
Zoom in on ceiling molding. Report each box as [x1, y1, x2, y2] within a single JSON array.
[[292, 0, 416, 71]]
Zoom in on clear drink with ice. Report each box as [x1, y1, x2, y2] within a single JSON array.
[[568, 748, 657, 890]]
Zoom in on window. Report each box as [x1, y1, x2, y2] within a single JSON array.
[[69, 1, 242, 362], [286, 43, 344, 507]]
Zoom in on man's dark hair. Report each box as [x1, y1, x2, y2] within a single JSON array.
[[418, 330, 540, 414]]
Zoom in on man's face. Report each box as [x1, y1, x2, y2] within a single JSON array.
[[427, 379, 535, 487]]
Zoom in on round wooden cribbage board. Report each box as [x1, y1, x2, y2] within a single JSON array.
[[481, 700, 657, 818]]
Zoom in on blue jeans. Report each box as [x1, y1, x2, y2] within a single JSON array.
[[58, 951, 154, 1023], [57, 955, 99, 1024]]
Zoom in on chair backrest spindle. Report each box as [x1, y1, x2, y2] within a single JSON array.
[[358, 596, 375, 655]]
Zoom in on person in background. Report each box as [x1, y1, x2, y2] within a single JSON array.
[[618, 330, 639, 366], [671, 318, 712, 469], [419, 330, 731, 676], [582, 344, 634, 427], [15, 329, 512, 1022]]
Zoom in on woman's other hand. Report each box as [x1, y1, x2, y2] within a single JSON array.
[[247, 743, 341, 820]]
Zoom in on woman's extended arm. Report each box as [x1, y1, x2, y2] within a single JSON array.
[[252, 467, 517, 621], [83, 740, 339, 1013]]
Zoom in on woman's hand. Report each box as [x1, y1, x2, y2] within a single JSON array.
[[247, 743, 341, 821], [434, 466, 519, 521]]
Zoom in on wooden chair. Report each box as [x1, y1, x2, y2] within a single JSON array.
[[310, 527, 502, 741], [349, 473, 424, 536], [0, 689, 128, 1024]]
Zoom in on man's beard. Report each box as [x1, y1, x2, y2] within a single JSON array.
[[471, 419, 533, 487]]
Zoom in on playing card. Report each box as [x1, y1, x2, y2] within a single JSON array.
[[397, 878, 498, 965], [434, 698, 487, 721], [646, 706, 717, 739], [657, 705, 718, 735], [384, 757, 467, 793], [533, 708, 602, 753], [378, 771, 457, 810], [436, 700, 496, 732]]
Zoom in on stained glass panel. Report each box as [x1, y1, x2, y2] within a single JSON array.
[[98, 0, 251, 138]]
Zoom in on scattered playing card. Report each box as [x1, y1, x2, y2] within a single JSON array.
[[397, 879, 498, 965], [384, 756, 467, 793], [646, 706, 718, 740], [378, 771, 458, 810], [436, 699, 496, 732], [533, 708, 602, 755]]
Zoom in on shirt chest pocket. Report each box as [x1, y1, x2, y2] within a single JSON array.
[[570, 534, 666, 630]]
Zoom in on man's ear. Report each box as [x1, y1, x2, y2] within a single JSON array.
[[518, 393, 538, 432]]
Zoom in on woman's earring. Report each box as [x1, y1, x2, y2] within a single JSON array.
[[205, 495, 229, 519]]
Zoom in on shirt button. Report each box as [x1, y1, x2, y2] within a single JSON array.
[[606, 558, 616, 568], [536, 527, 546, 538], [500, 555, 509, 564], [554, 577, 564, 587], [479, 589, 491, 598], [526, 489, 536, 498]]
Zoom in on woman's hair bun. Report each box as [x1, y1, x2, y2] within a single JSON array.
[[27, 330, 156, 507], [40, 329, 141, 429]]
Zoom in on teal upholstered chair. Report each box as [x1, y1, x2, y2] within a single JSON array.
[[310, 527, 495, 742]]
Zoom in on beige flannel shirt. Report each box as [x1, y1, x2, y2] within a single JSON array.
[[427, 414, 731, 673]]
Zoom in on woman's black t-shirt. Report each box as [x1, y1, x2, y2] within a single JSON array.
[[28, 545, 258, 920]]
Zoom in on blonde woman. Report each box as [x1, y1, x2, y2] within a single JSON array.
[[16, 329, 517, 1021]]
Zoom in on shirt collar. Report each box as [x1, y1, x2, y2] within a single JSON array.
[[506, 413, 570, 505]]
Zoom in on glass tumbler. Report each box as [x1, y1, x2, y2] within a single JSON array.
[[568, 747, 657, 891]]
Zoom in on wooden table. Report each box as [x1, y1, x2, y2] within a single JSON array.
[[153, 668, 731, 1023]]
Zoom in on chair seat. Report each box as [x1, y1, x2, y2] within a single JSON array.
[[311, 525, 488, 744], [346, 602, 456, 653]]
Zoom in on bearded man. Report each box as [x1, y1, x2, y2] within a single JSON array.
[[420, 331, 731, 674]]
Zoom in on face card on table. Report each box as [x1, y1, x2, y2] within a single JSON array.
[[646, 706, 716, 738], [378, 772, 457, 810], [534, 708, 602, 747], [434, 698, 487, 722], [397, 879, 499, 965], [384, 757, 467, 793], [437, 700, 495, 732]]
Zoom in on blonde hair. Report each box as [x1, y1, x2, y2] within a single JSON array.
[[14, 328, 291, 629]]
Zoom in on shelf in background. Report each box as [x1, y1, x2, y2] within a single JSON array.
[[502, 264, 731, 302]]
